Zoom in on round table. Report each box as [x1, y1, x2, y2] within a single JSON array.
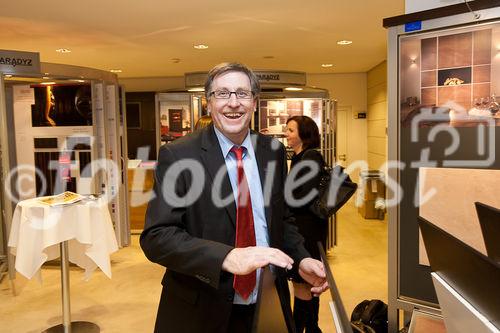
[[8, 196, 118, 333]]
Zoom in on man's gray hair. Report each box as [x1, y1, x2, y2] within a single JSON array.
[[204, 62, 260, 100]]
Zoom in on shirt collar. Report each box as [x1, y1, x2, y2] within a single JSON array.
[[213, 126, 252, 158]]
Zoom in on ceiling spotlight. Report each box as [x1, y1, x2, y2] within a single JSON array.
[[188, 87, 205, 92], [42, 76, 50, 79], [321, 64, 333, 68], [285, 87, 303, 91], [337, 40, 353, 45], [109, 69, 122, 73], [193, 44, 208, 50], [56, 48, 71, 53]]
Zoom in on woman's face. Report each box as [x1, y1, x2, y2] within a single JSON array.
[[285, 120, 303, 151]]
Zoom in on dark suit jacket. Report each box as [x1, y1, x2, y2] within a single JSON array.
[[140, 124, 309, 333]]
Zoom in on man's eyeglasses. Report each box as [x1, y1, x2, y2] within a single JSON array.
[[210, 89, 254, 100]]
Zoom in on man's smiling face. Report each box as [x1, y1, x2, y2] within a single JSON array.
[[207, 71, 256, 145]]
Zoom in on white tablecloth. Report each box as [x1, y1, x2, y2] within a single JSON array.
[[8, 197, 118, 281]]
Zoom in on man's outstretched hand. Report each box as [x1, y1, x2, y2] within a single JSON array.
[[222, 247, 294, 275], [298, 258, 329, 295], [222, 248, 329, 296]]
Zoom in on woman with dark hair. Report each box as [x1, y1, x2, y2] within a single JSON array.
[[285, 115, 327, 333]]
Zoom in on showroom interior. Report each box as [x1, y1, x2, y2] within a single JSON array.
[[1, 1, 499, 332]]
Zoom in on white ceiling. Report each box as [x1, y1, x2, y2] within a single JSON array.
[[0, 0, 405, 78]]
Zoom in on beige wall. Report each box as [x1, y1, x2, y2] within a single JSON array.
[[307, 73, 368, 170], [405, 0, 462, 13], [367, 61, 388, 170], [119, 76, 185, 92]]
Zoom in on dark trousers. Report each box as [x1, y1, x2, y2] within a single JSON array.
[[227, 304, 256, 333]]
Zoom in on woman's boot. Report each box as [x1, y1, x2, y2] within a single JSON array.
[[293, 297, 310, 333], [305, 297, 322, 333]]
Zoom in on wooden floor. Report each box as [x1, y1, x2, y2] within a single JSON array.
[[0, 200, 388, 333]]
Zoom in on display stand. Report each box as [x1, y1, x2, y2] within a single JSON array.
[[43, 241, 99, 333], [0, 60, 130, 264], [384, 2, 500, 332]]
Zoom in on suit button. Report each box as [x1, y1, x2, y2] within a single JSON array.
[[227, 294, 234, 302]]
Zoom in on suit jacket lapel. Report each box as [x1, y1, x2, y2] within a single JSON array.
[[200, 125, 237, 227], [250, 131, 273, 229]]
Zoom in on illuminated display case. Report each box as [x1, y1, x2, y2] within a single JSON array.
[[0, 62, 130, 249]]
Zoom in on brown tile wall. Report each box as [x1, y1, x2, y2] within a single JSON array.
[[473, 65, 491, 83], [472, 83, 491, 101], [438, 32, 472, 68], [473, 29, 492, 65], [421, 87, 436, 106], [438, 85, 471, 109], [421, 71, 436, 87], [420, 29, 492, 110], [421, 38, 437, 71]]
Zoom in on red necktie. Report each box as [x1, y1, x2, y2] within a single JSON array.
[[231, 146, 256, 300]]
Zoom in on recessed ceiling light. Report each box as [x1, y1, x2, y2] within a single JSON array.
[[337, 40, 352, 45], [42, 76, 50, 79], [171, 58, 181, 63], [321, 64, 333, 68], [4, 74, 12, 78], [56, 48, 71, 53], [187, 87, 205, 92], [285, 87, 303, 91], [41, 82, 56, 85], [193, 44, 208, 50], [263, 56, 275, 59], [110, 69, 122, 73]]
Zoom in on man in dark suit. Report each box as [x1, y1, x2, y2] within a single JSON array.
[[141, 62, 328, 333]]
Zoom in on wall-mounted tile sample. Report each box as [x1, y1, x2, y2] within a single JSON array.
[[473, 29, 492, 65], [404, 25, 498, 128], [421, 87, 436, 105], [421, 71, 436, 87], [438, 85, 471, 109], [472, 64, 491, 83], [438, 32, 472, 68], [472, 83, 491, 100], [421, 38, 437, 71]]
